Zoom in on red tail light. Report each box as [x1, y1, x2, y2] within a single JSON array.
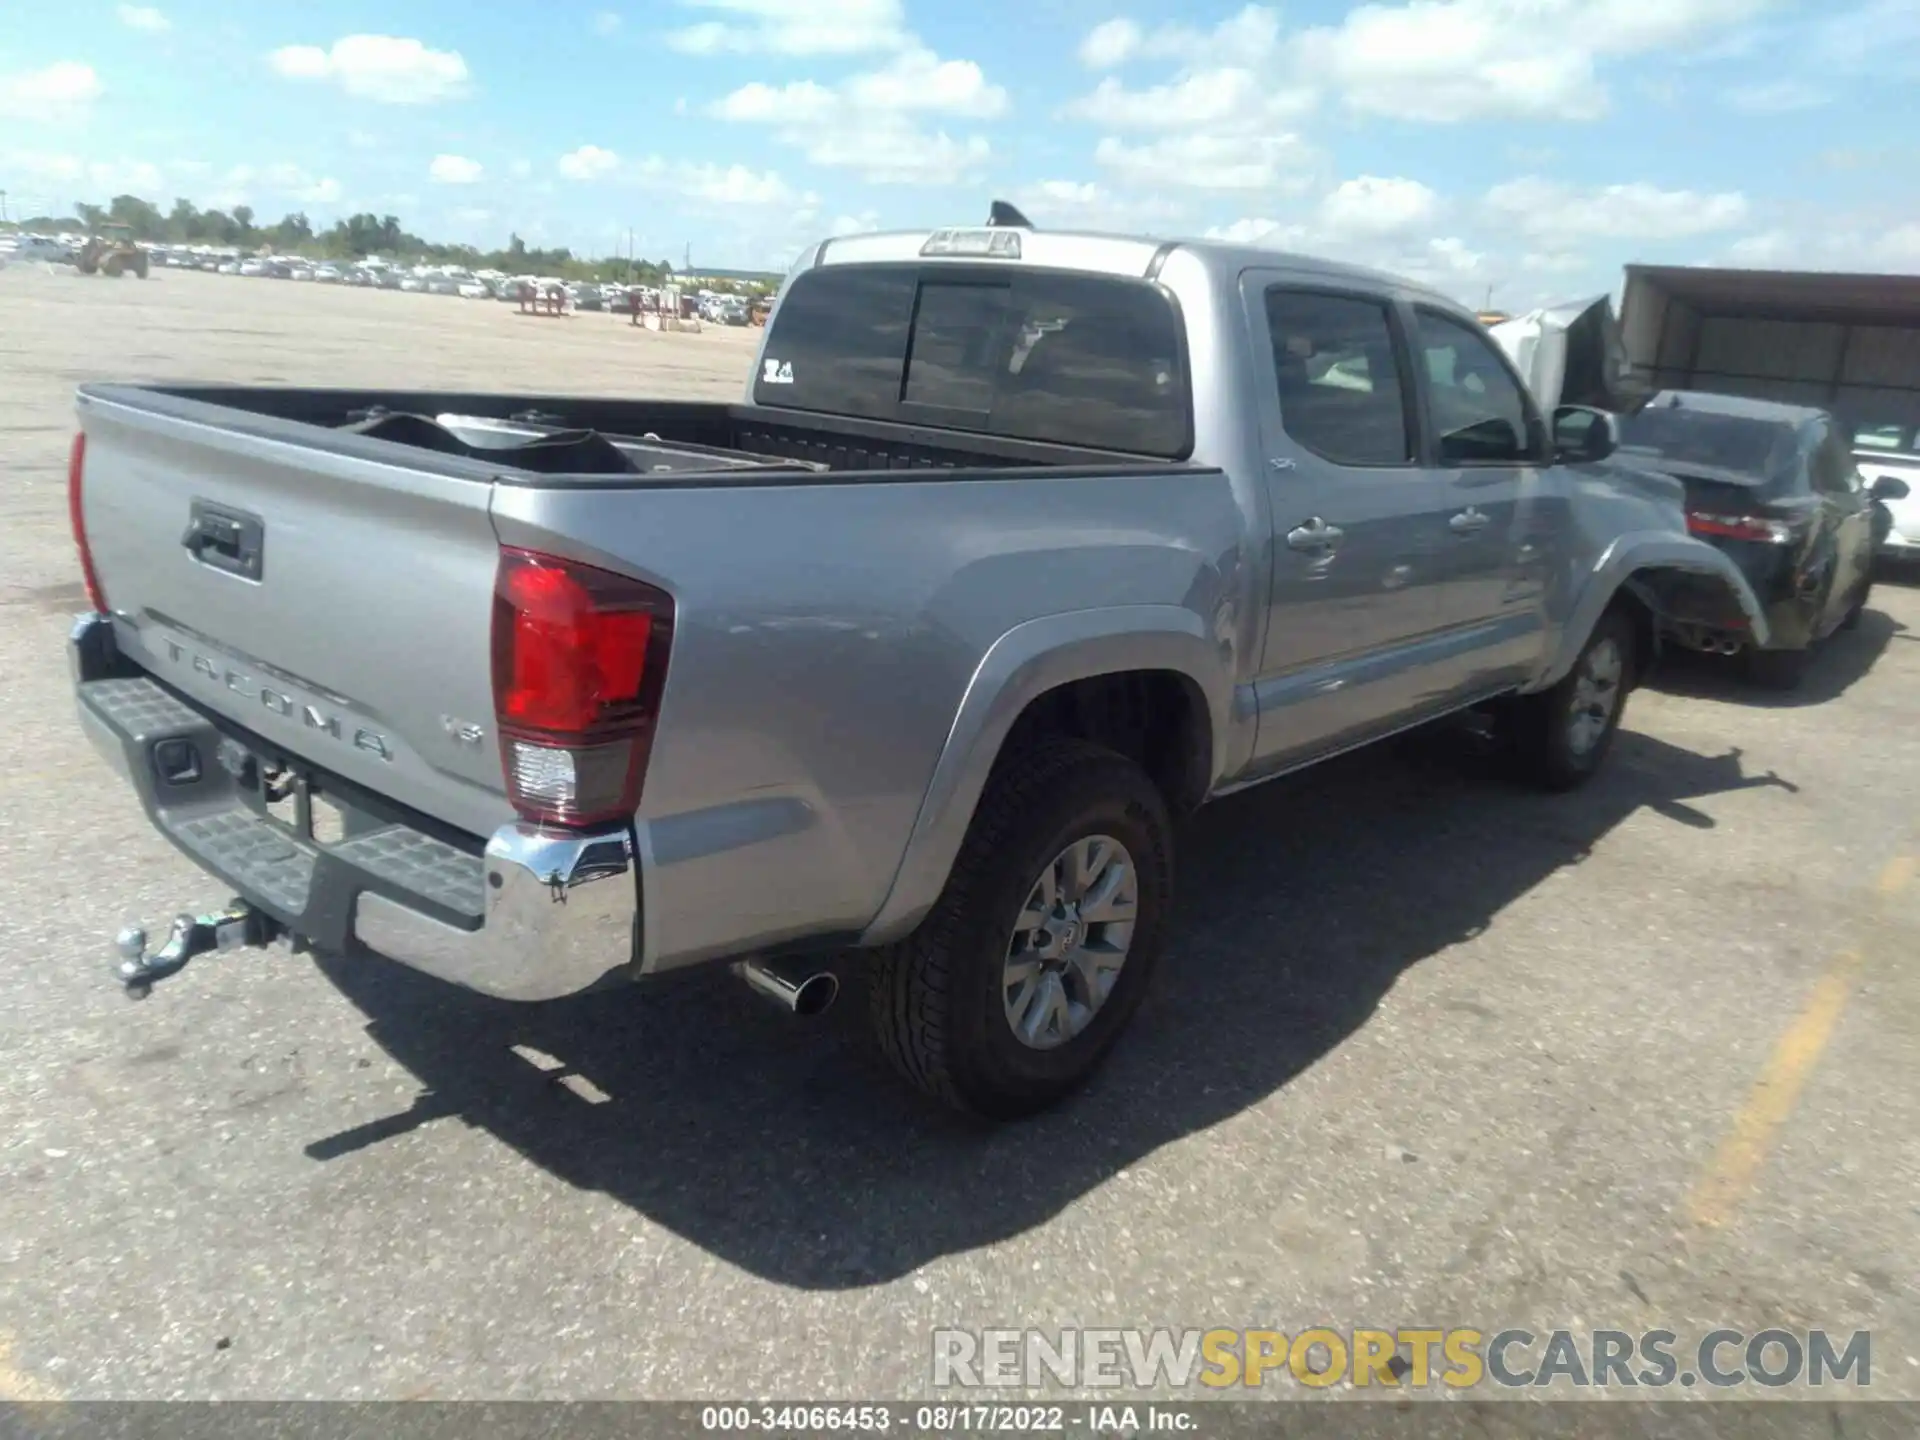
[[490, 547, 674, 827], [1687, 511, 1794, 544], [68, 432, 108, 611]]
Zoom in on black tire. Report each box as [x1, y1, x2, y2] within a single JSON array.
[[867, 739, 1173, 1119], [1746, 644, 1810, 690], [1501, 608, 1636, 792]]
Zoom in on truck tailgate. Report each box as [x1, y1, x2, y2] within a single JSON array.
[[77, 390, 515, 839]]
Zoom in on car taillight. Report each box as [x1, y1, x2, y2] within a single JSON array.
[[490, 546, 673, 828], [68, 431, 108, 611], [1687, 511, 1794, 544]]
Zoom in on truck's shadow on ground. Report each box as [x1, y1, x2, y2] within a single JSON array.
[[310, 669, 1810, 1290]]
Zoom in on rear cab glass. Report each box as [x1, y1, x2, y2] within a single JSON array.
[[753, 263, 1192, 458]]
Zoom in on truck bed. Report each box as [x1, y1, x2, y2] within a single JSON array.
[[87, 383, 1196, 484]]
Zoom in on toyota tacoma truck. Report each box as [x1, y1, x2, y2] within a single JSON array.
[[68, 209, 1769, 1118]]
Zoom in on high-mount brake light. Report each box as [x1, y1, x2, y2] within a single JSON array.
[[921, 228, 1022, 259], [68, 432, 109, 612], [490, 547, 673, 828]]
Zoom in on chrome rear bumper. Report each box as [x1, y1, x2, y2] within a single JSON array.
[[72, 614, 640, 1001]]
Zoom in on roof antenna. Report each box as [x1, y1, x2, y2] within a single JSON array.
[[987, 200, 1034, 229]]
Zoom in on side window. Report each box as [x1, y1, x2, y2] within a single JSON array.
[[1809, 427, 1857, 495], [1262, 288, 1410, 466], [1415, 310, 1536, 464]]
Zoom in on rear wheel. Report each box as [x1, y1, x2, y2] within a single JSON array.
[[1501, 609, 1635, 791], [867, 740, 1172, 1119]]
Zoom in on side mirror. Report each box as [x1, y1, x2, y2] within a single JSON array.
[[1552, 404, 1619, 464], [1869, 475, 1911, 502]]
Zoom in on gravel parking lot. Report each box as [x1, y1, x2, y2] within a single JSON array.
[[1, 265, 1916, 1403]]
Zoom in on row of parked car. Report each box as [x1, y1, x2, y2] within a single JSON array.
[[142, 244, 765, 320]]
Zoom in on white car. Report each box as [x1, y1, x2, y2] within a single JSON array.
[[217, 261, 243, 275], [1854, 424, 1920, 565], [288, 264, 314, 281], [313, 264, 343, 283], [238, 259, 269, 277], [5, 234, 74, 264], [457, 280, 492, 299]]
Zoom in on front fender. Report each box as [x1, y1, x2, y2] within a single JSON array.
[[858, 605, 1230, 946], [1531, 531, 1771, 690]]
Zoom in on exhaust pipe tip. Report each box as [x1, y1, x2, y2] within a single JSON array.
[[734, 958, 840, 1017]]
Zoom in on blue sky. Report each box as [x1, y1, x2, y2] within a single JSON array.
[[2, 0, 1917, 305]]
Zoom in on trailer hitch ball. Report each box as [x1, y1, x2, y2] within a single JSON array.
[[112, 902, 274, 999]]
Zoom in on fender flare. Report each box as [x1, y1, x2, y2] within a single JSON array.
[[1531, 531, 1771, 690], [858, 605, 1230, 946]]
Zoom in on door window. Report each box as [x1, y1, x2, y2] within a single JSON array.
[[1415, 310, 1538, 464], [1809, 425, 1859, 496], [1262, 288, 1411, 466]]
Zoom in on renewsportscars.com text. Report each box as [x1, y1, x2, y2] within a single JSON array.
[[932, 1327, 1872, 1391]]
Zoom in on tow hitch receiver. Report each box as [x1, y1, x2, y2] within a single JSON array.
[[114, 900, 279, 1000]]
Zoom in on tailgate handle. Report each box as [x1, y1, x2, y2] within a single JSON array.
[[182, 501, 265, 582]]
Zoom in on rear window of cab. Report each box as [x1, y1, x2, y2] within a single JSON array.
[[753, 264, 1193, 459]]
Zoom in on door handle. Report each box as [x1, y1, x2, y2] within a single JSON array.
[[1448, 507, 1489, 535], [1286, 517, 1344, 553], [182, 500, 265, 581]]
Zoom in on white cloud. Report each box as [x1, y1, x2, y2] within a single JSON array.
[[842, 48, 1007, 117], [558, 144, 620, 180], [674, 162, 793, 205], [800, 124, 992, 186], [509, 158, 533, 179], [0, 148, 165, 195], [1484, 176, 1751, 247], [1520, 250, 1591, 274], [1008, 179, 1189, 232], [268, 35, 470, 104], [1717, 220, 1920, 274], [1065, 69, 1313, 131], [1094, 132, 1318, 193], [249, 162, 344, 205], [592, 11, 621, 36], [1067, 1, 1776, 129], [827, 210, 881, 236], [1205, 175, 1499, 300], [1079, 19, 1142, 68], [116, 4, 170, 32], [0, 62, 103, 122], [1062, 11, 1314, 196], [1295, 0, 1776, 123], [428, 153, 483, 184], [713, 45, 1006, 183], [1317, 175, 1441, 238], [1080, 6, 1286, 68], [667, 0, 908, 56], [556, 147, 797, 206]]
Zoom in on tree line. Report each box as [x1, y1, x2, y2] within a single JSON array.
[[15, 193, 698, 286]]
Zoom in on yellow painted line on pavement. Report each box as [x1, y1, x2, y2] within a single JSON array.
[[0, 1332, 64, 1402], [1685, 948, 1863, 1229], [1877, 854, 1915, 899], [1684, 853, 1912, 1231]]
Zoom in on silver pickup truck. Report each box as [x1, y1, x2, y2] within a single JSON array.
[[68, 213, 1768, 1118]]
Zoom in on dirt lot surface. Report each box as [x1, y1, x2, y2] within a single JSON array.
[[1, 265, 1916, 1406]]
